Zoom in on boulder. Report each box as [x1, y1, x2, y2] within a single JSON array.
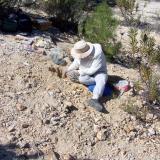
[[49, 47, 67, 66]]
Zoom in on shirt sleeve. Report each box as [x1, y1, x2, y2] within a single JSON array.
[[67, 59, 79, 72], [79, 53, 103, 76]]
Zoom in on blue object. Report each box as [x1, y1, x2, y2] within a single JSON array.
[[87, 84, 113, 96]]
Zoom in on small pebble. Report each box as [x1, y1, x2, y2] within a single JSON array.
[[16, 103, 27, 111]]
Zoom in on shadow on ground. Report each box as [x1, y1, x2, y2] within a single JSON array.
[[100, 75, 125, 114], [0, 144, 97, 160], [0, 7, 76, 47], [0, 144, 44, 160]]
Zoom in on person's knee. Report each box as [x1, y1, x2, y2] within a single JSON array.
[[79, 75, 88, 84], [98, 75, 107, 86]]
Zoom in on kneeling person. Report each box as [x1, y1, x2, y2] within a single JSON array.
[[66, 40, 108, 112]]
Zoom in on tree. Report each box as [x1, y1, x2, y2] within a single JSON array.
[[83, 1, 121, 60]]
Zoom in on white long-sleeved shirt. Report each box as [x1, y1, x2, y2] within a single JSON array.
[[67, 44, 107, 76]]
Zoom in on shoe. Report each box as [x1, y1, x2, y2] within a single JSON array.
[[88, 99, 103, 112]]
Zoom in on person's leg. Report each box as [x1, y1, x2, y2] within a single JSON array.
[[93, 73, 108, 99], [88, 73, 108, 112], [79, 75, 95, 85]]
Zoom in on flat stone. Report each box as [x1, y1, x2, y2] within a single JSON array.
[[146, 113, 154, 122], [22, 123, 29, 128], [60, 113, 67, 118], [17, 141, 30, 148], [50, 118, 59, 126], [97, 129, 109, 141], [47, 152, 59, 160], [8, 124, 16, 132], [16, 103, 27, 111], [64, 101, 73, 107], [93, 124, 100, 133], [7, 135, 17, 142], [51, 117, 61, 122], [148, 128, 156, 136], [154, 122, 160, 134], [61, 154, 76, 160]]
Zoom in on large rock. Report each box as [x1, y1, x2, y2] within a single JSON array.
[[49, 47, 67, 66]]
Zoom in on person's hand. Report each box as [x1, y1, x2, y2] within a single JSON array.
[[67, 70, 80, 82]]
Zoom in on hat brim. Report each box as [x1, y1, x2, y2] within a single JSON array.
[[71, 42, 94, 59]]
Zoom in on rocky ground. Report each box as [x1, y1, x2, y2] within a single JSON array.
[[0, 30, 160, 160], [0, 1, 160, 159]]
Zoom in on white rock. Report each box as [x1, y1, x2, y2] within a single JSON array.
[[64, 101, 73, 107], [97, 129, 109, 141], [146, 113, 154, 121], [50, 118, 59, 126], [16, 103, 27, 111], [148, 128, 156, 136], [93, 124, 100, 133], [8, 124, 16, 132], [48, 91, 54, 96], [94, 117, 101, 123], [48, 152, 59, 160], [17, 141, 30, 148], [7, 135, 17, 142]]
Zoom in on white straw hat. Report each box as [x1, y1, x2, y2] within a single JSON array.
[[71, 40, 94, 59]]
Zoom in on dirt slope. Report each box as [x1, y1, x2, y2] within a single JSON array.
[[0, 33, 160, 160]]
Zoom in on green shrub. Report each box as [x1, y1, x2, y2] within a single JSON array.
[[128, 28, 160, 104], [82, 2, 120, 60], [40, 0, 97, 23], [123, 101, 149, 122], [117, 0, 144, 26], [128, 28, 139, 59], [38, 0, 98, 32]]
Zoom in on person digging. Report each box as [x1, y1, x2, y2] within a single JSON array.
[[65, 40, 108, 112]]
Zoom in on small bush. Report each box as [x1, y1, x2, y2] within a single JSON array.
[[123, 101, 148, 122], [41, 0, 82, 22], [82, 2, 121, 60], [128, 28, 160, 105], [128, 28, 139, 59], [117, 0, 145, 26], [40, 0, 97, 22], [38, 0, 98, 32]]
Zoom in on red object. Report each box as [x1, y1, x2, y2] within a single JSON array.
[[113, 80, 130, 92]]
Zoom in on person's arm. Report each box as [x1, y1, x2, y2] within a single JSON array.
[[67, 59, 79, 72], [79, 53, 103, 76]]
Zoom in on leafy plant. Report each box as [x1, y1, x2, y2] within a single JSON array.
[[40, 0, 97, 22], [128, 28, 138, 58], [134, 80, 143, 92], [37, 0, 98, 32], [148, 76, 160, 103], [140, 30, 157, 64], [82, 2, 121, 60], [117, 0, 146, 26], [128, 28, 160, 104], [123, 101, 148, 122]]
